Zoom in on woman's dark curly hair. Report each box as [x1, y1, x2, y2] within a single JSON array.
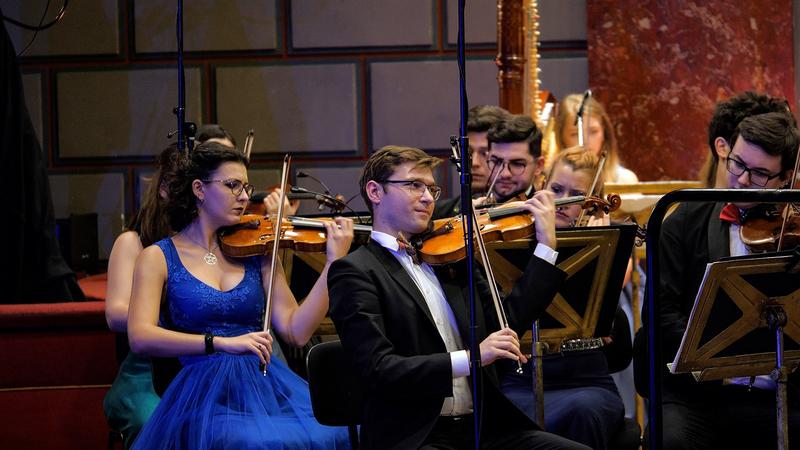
[[165, 141, 248, 231]]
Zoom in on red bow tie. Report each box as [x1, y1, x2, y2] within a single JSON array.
[[396, 233, 421, 264], [719, 204, 741, 225]]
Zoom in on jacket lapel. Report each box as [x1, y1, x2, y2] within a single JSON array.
[[434, 265, 471, 338], [708, 202, 730, 261], [365, 242, 436, 326]]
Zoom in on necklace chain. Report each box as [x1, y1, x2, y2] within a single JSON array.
[[181, 231, 219, 265]]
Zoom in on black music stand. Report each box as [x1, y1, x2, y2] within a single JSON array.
[[486, 224, 638, 424], [668, 250, 800, 450]]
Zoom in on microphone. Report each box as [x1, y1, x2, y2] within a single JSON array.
[[297, 170, 334, 196], [290, 186, 347, 212], [574, 89, 592, 125]]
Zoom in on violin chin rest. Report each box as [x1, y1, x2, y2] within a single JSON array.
[[243, 219, 261, 229]]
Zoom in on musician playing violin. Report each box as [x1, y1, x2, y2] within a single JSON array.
[[327, 145, 588, 449], [127, 141, 353, 448], [500, 147, 631, 450], [484, 114, 547, 204], [641, 111, 800, 450], [433, 105, 510, 220]]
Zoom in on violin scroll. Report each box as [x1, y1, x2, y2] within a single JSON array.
[[578, 193, 622, 222]]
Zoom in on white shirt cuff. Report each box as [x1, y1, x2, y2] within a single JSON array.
[[533, 243, 558, 265], [450, 350, 470, 378]]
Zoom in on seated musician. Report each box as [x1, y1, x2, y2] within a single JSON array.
[[104, 125, 296, 448], [642, 111, 800, 449], [327, 145, 588, 449], [127, 141, 353, 449], [483, 114, 547, 203], [500, 147, 631, 450], [698, 92, 794, 188], [433, 104, 510, 219], [552, 93, 638, 184]]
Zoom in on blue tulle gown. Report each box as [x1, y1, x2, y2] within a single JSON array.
[[132, 238, 350, 450]]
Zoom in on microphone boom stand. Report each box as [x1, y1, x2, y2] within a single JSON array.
[[454, 1, 481, 448], [174, 0, 195, 152]]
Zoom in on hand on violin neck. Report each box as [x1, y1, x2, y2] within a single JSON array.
[[523, 190, 557, 249], [471, 327, 527, 367]]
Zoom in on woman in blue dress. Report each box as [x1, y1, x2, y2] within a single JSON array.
[[128, 141, 353, 449]]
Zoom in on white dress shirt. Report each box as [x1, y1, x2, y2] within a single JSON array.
[[370, 230, 558, 415]]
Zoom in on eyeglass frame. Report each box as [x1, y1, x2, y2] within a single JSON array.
[[487, 155, 530, 176], [724, 150, 783, 187], [201, 178, 255, 197], [382, 179, 442, 200]]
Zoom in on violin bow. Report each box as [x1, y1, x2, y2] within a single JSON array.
[[468, 203, 523, 374], [484, 160, 504, 204], [243, 129, 254, 161], [576, 89, 592, 147], [777, 143, 800, 251], [575, 149, 608, 226], [261, 154, 291, 375]]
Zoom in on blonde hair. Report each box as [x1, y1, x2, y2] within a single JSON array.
[[548, 146, 604, 195], [553, 93, 623, 183]]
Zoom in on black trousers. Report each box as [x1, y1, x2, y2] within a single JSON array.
[[659, 383, 800, 450], [419, 414, 590, 450]]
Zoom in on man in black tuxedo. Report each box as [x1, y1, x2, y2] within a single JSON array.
[[484, 114, 546, 203], [649, 112, 800, 449], [328, 145, 588, 449]]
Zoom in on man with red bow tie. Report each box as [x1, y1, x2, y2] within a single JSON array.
[[650, 111, 799, 449]]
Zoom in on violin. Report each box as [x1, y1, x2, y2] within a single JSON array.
[[415, 194, 621, 264], [739, 203, 800, 252], [218, 214, 371, 258], [740, 136, 800, 253]]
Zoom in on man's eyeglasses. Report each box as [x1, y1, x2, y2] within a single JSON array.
[[487, 156, 529, 176], [383, 179, 442, 200], [725, 153, 782, 187], [202, 179, 255, 197]]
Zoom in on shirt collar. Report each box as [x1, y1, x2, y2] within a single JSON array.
[[370, 230, 401, 252]]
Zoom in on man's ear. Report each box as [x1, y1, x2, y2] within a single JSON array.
[[533, 156, 545, 176], [714, 137, 729, 160], [365, 180, 384, 208]]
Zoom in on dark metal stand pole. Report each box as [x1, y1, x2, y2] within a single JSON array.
[[174, 0, 195, 152], [530, 321, 545, 427], [765, 306, 790, 450], [454, 1, 480, 448]]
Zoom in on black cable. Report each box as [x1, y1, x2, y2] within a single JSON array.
[[5, 0, 70, 57], [3, 0, 68, 30], [15, 0, 50, 57]]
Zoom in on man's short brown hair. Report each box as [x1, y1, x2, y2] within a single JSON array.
[[359, 145, 440, 213]]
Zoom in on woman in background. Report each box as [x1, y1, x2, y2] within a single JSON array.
[[552, 93, 639, 184], [501, 147, 630, 450], [103, 144, 180, 448]]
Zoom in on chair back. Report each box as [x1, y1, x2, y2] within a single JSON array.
[[306, 340, 363, 447]]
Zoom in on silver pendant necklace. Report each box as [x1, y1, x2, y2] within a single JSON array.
[[182, 232, 218, 265]]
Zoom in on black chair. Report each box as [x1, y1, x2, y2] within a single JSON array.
[[608, 417, 642, 450], [305, 340, 363, 449]]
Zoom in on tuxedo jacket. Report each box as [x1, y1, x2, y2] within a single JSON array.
[[634, 201, 729, 393], [328, 240, 566, 450]]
